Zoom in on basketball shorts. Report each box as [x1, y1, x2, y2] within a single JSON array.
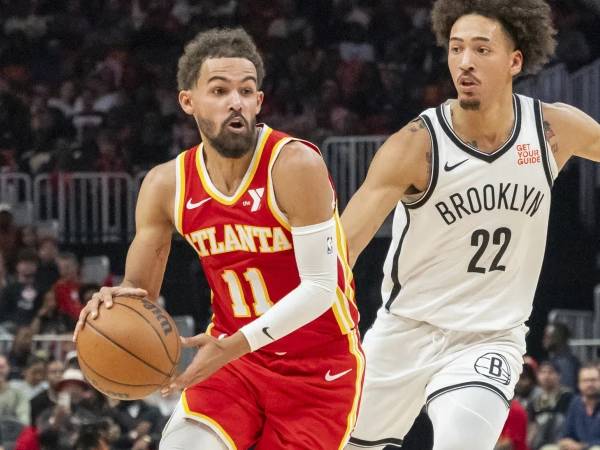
[[349, 313, 525, 448], [169, 332, 364, 450]]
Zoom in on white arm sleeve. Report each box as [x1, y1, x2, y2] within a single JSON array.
[[239, 218, 338, 351]]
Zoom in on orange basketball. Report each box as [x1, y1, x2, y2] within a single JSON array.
[[76, 296, 181, 400]]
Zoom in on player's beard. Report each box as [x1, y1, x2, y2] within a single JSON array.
[[197, 114, 257, 159], [459, 99, 481, 110]]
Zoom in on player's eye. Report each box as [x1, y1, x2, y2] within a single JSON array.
[[478, 47, 491, 55], [213, 87, 225, 95], [450, 46, 461, 54]]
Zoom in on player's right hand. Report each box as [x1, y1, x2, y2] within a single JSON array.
[[72, 286, 147, 342]]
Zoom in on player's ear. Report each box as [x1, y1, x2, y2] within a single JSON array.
[[509, 49, 523, 77], [178, 90, 194, 115], [255, 90, 264, 115]]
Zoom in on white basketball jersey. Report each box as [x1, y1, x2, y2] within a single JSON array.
[[381, 94, 558, 332]]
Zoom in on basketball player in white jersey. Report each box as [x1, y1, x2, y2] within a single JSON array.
[[343, 1, 600, 449]]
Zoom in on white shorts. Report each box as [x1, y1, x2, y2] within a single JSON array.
[[349, 312, 526, 448]]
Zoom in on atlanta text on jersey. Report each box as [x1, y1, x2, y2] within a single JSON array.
[[186, 224, 292, 256]]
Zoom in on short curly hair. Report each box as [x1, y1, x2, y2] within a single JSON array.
[[177, 27, 265, 91], [431, 0, 557, 75]]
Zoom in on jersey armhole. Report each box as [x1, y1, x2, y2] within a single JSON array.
[[173, 151, 188, 235], [534, 99, 558, 188], [403, 114, 439, 209], [267, 137, 294, 230]]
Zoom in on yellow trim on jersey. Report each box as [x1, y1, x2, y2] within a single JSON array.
[[334, 214, 356, 305], [195, 127, 272, 206], [266, 136, 294, 231], [334, 287, 354, 334], [174, 151, 188, 235], [181, 392, 238, 450], [338, 330, 365, 450]]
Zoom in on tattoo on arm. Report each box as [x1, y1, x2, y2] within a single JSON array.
[[409, 117, 425, 133], [543, 120, 559, 154]]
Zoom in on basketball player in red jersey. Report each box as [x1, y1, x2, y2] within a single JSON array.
[[73, 28, 363, 449]]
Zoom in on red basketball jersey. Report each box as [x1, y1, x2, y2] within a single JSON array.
[[174, 124, 358, 354]]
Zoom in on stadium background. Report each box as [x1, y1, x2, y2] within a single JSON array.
[[0, 0, 599, 449]]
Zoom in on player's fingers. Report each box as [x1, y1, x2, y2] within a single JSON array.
[[180, 334, 211, 348], [161, 372, 188, 396], [99, 286, 116, 308], [112, 286, 148, 299], [72, 316, 85, 342], [89, 293, 103, 318]]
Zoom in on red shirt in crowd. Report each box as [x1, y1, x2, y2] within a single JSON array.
[[53, 279, 82, 320], [499, 399, 530, 450]]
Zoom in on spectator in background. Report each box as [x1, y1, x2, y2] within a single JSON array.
[[35, 237, 59, 295], [108, 398, 164, 450], [53, 252, 82, 322], [0, 354, 30, 424], [0, 252, 9, 292], [30, 358, 64, 426], [30, 289, 73, 334], [0, 205, 19, 271], [74, 425, 110, 450], [516, 360, 541, 412], [527, 361, 574, 450], [17, 225, 37, 252], [35, 368, 97, 450], [556, 364, 600, 450], [543, 322, 581, 391], [9, 355, 47, 400], [6, 326, 35, 380], [0, 249, 40, 332], [496, 399, 530, 450], [48, 79, 78, 119], [93, 130, 128, 172]]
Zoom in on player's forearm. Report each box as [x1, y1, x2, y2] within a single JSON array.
[[122, 234, 171, 301], [342, 192, 389, 267], [240, 218, 337, 351]]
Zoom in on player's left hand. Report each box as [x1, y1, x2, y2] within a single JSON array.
[[160, 332, 250, 396]]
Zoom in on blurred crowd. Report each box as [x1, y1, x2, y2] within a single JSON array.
[[0, 206, 181, 450], [492, 323, 600, 450], [0, 0, 599, 175]]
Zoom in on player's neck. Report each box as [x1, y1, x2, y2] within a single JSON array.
[[451, 93, 515, 153], [202, 132, 258, 196]]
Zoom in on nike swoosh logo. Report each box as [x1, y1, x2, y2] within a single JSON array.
[[324, 368, 353, 382], [186, 197, 211, 209], [262, 327, 274, 340], [444, 159, 469, 172]]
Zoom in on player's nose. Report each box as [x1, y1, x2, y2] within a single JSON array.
[[458, 49, 475, 72], [228, 90, 242, 112]]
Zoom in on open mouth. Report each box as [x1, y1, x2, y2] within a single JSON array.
[[226, 117, 245, 131]]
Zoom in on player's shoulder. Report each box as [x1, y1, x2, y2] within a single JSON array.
[[541, 101, 583, 121], [377, 116, 432, 164], [273, 139, 327, 175], [140, 159, 177, 199]]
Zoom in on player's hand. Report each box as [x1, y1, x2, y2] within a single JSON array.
[[73, 286, 148, 342], [160, 332, 251, 396]]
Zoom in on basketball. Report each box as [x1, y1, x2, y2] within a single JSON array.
[[75, 296, 181, 400]]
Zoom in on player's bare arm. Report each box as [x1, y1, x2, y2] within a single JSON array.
[[542, 102, 600, 170], [341, 118, 431, 267], [73, 161, 176, 341], [162, 141, 337, 394], [271, 140, 335, 226]]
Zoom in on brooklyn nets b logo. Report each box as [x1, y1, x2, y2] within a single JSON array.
[[474, 353, 511, 385]]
